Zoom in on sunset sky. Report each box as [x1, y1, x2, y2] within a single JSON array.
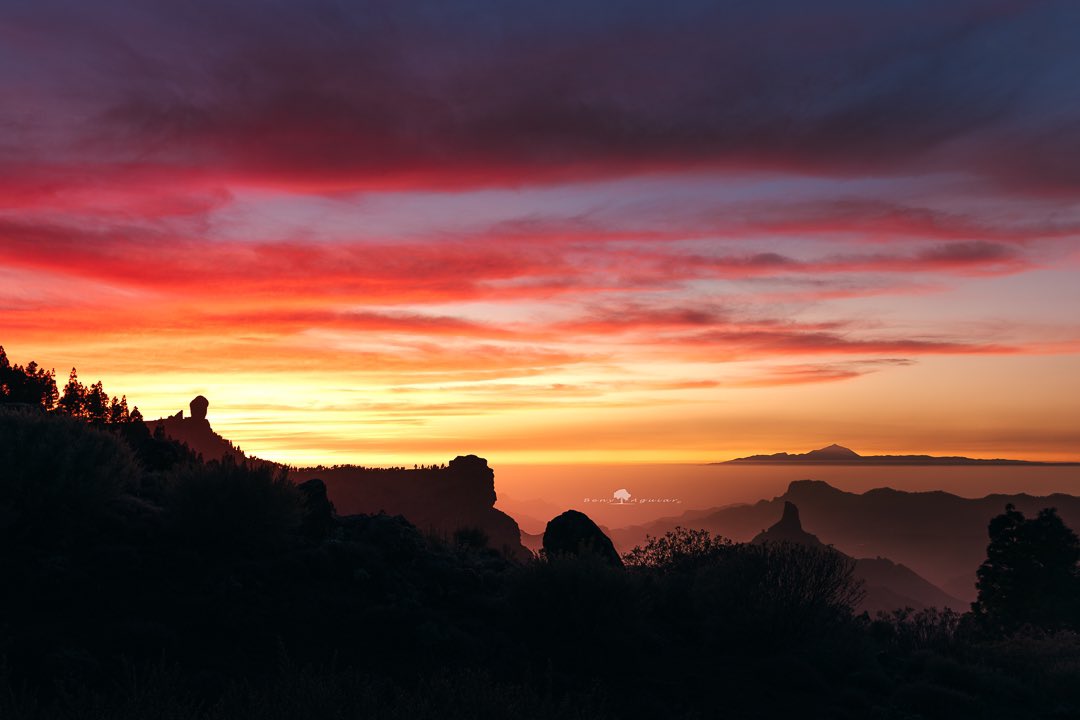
[[2, 0, 1079, 465]]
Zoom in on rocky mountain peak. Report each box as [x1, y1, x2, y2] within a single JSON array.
[[752, 501, 824, 547], [779, 500, 802, 531]]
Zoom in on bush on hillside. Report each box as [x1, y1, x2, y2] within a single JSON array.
[[624, 528, 863, 653], [623, 526, 733, 572], [0, 410, 140, 543], [164, 457, 301, 553]]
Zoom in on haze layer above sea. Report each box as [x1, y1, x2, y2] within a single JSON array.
[[494, 464, 1080, 532]]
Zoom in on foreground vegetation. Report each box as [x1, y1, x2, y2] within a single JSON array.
[[3, 349, 1080, 719]]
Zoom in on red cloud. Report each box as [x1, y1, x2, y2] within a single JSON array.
[[731, 359, 916, 387], [0, 213, 1040, 316], [673, 329, 1016, 358]]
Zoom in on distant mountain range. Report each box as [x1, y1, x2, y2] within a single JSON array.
[[607, 480, 1080, 603], [720, 443, 1079, 465], [752, 501, 963, 614], [522, 495, 967, 613]]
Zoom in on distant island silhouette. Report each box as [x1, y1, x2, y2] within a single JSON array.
[[720, 443, 1080, 466]]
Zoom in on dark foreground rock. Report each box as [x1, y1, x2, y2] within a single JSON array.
[[543, 510, 623, 567]]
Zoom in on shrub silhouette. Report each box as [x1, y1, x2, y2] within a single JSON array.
[[714, 544, 860, 648], [626, 528, 863, 652], [504, 552, 644, 695], [623, 526, 732, 572], [869, 607, 962, 653], [165, 457, 301, 553], [0, 410, 139, 543], [296, 477, 336, 541], [452, 525, 490, 549], [110, 420, 199, 478]]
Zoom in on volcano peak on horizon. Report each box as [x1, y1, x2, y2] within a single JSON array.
[[805, 444, 861, 460], [720, 443, 1076, 466]]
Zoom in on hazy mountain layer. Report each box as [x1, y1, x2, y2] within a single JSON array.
[[609, 480, 1080, 602], [751, 501, 964, 612]]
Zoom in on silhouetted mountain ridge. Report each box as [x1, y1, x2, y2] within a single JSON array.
[[751, 501, 963, 612], [148, 397, 528, 560], [609, 479, 1080, 603], [290, 457, 529, 560]]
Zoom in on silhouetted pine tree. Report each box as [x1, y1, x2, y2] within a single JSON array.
[[58, 368, 87, 417], [0, 346, 59, 410], [973, 504, 1080, 632]]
